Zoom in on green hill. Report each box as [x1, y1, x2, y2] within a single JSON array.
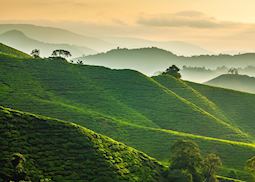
[[0, 42, 31, 58], [1, 53, 255, 180], [0, 106, 163, 181], [205, 74, 255, 94]]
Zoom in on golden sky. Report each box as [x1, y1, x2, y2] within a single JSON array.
[[2, 0, 255, 52]]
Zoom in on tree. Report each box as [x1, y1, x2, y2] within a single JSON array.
[[169, 140, 203, 182], [10, 153, 29, 182], [51, 49, 72, 58], [163, 65, 181, 79], [228, 68, 239, 75], [31, 49, 40, 58], [203, 154, 222, 182], [77, 60, 83, 65], [167, 169, 192, 182]]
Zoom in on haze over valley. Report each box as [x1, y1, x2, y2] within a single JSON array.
[[1, 1, 255, 182]]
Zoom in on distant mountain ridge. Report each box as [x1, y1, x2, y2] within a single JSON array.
[[205, 74, 255, 94], [104, 37, 212, 56], [83, 47, 255, 78], [0, 24, 213, 56], [0, 30, 97, 57], [0, 24, 114, 52]]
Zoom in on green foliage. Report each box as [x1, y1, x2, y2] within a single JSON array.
[[169, 140, 203, 182], [167, 169, 192, 182], [163, 65, 181, 79], [0, 106, 164, 181], [203, 154, 222, 182], [1, 50, 255, 181]]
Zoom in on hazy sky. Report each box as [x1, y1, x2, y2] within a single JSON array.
[[2, 0, 255, 52]]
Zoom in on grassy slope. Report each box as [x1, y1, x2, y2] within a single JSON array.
[[0, 43, 31, 58], [205, 74, 255, 94], [0, 57, 249, 141], [1, 55, 255, 180], [0, 106, 163, 182], [188, 81, 255, 142]]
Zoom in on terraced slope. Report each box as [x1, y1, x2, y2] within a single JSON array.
[[0, 57, 249, 141], [187, 81, 255, 141], [0, 43, 31, 58], [0, 106, 163, 181], [1, 52, 255, 180]]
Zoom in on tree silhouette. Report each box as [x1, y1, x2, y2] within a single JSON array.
[[77, 60, 83, 65], [51, 49, 72, 58], [228, 68, 239, 75], [163, 65, 181, 79], [31, 49, 40, 58]]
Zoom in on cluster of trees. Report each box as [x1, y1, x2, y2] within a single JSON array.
[[30, 49, 85, 65], [228, 68, 239, 75], [167, 140, 222, 182], [30, 49, 72, 59], [163, 65, 182, 79], [167, 140, 255, 182], [51, 49, 72, 58]]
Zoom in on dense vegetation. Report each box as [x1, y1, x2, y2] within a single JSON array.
[[1, 44, 255, 181], [0, 106, 163, 181]]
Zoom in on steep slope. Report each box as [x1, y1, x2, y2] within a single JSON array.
[[0, 56, 247, 142], [205, 74, 255, 94], [153, 75, 229, 123], [0, 30, 96, 57], [1, 52, 255, 180], [0, 42, 30, 58], [187, 81, 255, 141], [0, 106, 163, 181]]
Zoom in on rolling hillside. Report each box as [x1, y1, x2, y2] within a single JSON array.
[[0, 43, 30, 58], [205, 74, 255, 94], [1, 48, 255, 180], [83, 47, 255, 76], [0, 106, 163, 181], [0, 30, 96, 57]]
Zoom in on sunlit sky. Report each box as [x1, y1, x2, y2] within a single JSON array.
[[2, 0, 255, 52]]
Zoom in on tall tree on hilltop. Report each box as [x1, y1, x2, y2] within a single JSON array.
[[163, 65, 181, 79], [31, 49, 40, 58]]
